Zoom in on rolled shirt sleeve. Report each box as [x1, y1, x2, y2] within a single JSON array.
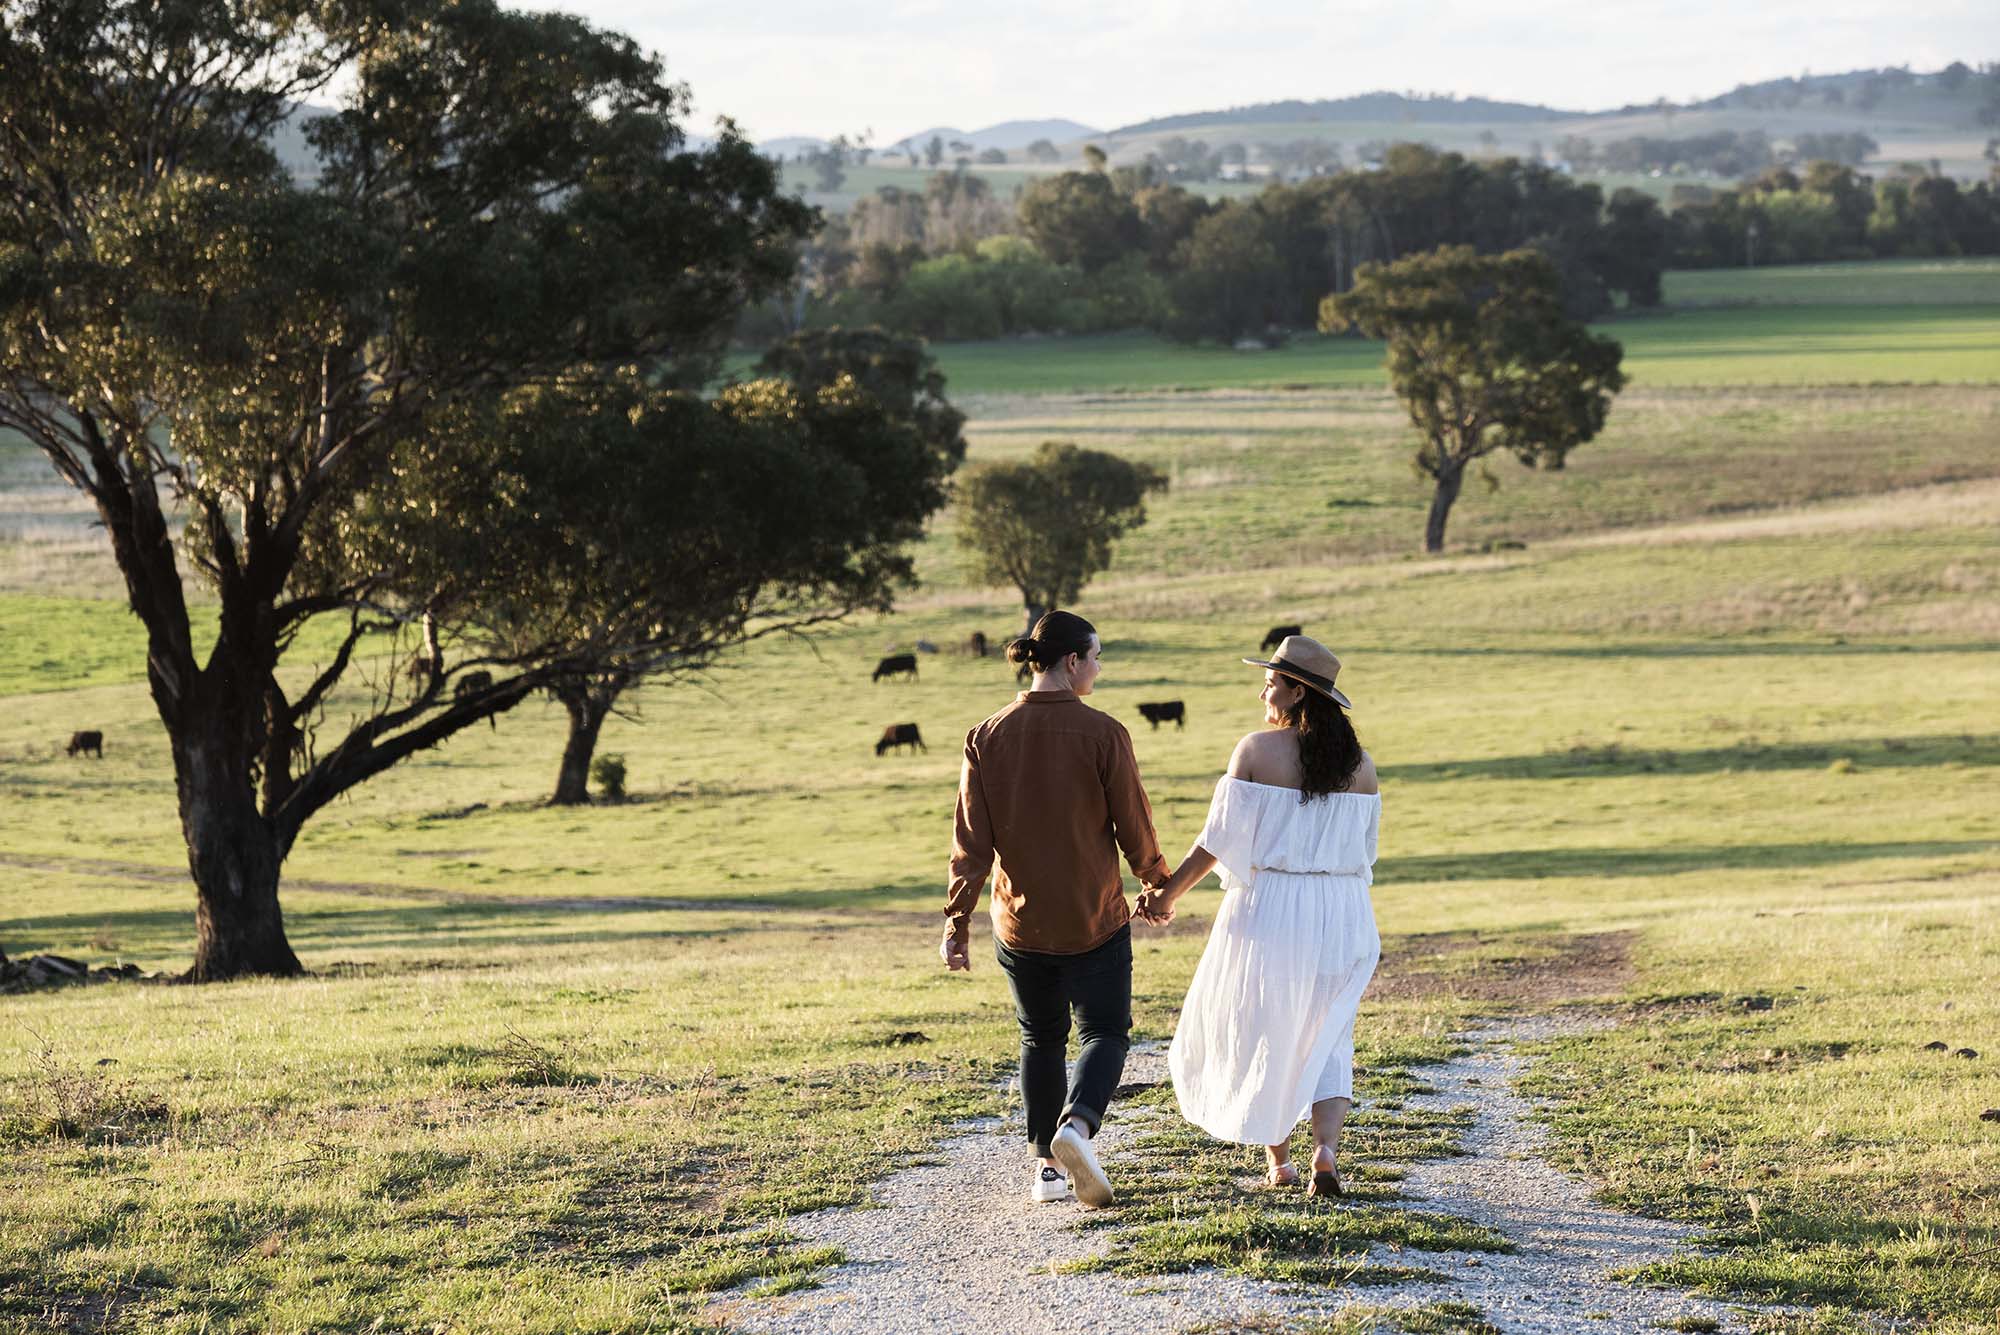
[[945, 733, 993, 935], [1102, 723, 1170, 889]]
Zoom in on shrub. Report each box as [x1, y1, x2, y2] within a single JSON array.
[[591, 753, 628, 801]]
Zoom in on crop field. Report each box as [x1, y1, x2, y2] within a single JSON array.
[[3, 269, 2000, 1332]]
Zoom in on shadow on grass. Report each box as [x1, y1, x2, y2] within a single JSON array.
[[1380, 838, 1998, 883], [1388, 732, 2000, 784], [0, 886, 938, 967], [1356, 640, 2000, 660]]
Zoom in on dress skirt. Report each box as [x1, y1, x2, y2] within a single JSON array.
[[1168, 869, 1380, 1146]]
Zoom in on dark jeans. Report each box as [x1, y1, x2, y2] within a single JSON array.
[[994, 925, 1132, 1159]]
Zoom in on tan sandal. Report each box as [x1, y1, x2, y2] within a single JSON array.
[[1262, 1164, 1300, 1189]]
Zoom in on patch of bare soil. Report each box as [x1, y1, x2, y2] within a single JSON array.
[[1367, 931, 1634, 1005]]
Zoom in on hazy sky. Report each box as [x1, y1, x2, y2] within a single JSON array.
[[511, 0, 1995, 143]]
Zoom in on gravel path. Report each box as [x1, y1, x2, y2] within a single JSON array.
[[1351, 1016, 1748, 1332], [712, 1019, 1754, 1334]]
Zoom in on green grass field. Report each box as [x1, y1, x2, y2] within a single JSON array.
[[3, 263, 1999, 1333], [1663, 258, 2000, 308], [921, 303, 2000, 396]]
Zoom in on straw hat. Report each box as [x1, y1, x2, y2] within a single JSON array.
[[1242, 635, 1352, 709]]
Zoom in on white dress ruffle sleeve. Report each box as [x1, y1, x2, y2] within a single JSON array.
[[1168, 776, 1381, 1146]]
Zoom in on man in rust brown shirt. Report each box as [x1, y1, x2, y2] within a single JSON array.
[[942, 611, 1170, 1207]]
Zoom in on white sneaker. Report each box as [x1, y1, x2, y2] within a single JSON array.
[[1031, 1163, 1069, 1203], [1051, 1122, 1114, 1207]]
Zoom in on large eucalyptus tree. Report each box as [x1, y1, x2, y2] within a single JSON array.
[[0, 0, 822, 978]]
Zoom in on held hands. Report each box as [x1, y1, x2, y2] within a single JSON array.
[[1134, 884, 1180, 926]]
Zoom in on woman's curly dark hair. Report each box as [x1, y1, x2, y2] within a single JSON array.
[[1004, 610, 1096, 674], [1276, 683, 1363, 800]]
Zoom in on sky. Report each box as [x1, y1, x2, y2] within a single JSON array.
[[510, 0, 1997, 144]]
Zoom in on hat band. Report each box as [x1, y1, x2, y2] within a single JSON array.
[[1271, 658, 1338, 697]]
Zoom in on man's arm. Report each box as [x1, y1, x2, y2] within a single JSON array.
[[943, 735, 993, 969], [1103, 725, 1170, 888]]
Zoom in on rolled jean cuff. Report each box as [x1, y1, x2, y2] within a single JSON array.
[[1060, 1102, 1102, 1137]]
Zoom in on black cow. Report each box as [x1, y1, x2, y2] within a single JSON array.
[[875, 723, 927, 756], [1136, 701, 1185, 731], [65, 730, 103, 758], [965, 630, 989, 658], [454, 670, 497, 729], [1260, 623, 1302, 653], [873, 653, 919, 683]]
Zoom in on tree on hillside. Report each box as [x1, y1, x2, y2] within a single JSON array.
[[358, 331, 963, 805], [956, 443, 1167, 634], [1026, 139, 1061, 164], [926, 135, 945, 168], [1320, 247, 1626, 553], [807, 136, 850, 192], [1018, 171, 1143, 270], [0, 0, 820, 978]]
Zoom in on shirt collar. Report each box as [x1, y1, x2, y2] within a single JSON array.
[[1019, 689, 1079, 704]]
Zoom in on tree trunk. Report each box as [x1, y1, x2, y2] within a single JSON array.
[[1424, 464, 1465, 554], [551, 689, 612, 806], [1021, 601, 1047, 638], [180, 735, 301, 981]]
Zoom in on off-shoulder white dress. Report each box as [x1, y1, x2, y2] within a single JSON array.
[[1168, 776, 1381, 1146]]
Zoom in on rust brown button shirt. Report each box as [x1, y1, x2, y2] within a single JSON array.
[[947, 689, 1170, 955]]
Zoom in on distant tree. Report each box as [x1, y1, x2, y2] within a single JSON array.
[[1018, 171, 1143, 270], [1083, 143, 1109, 172], [1320, 247, 1626, 553], [1940, 61, 1972, 93], [807, 135, 850, 192], [926, 134, 945, 167], [0, 0, 816, 978], [1025, 138, 1061, 164], [1595, 189, 1670, 305], [1133, 184, 1216, 271], [1166, 202, 1288, 343], [1555, 134, 1597, 171], [1477, 129, 1499, 155], [956, 442, 1168, 634], [977, 147, 1008, 164]]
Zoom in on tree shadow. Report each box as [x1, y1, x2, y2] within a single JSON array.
[[1352, 640, 2000, 661], [1388, 732, 2000, 783], [1380, 838, 1997, 884]]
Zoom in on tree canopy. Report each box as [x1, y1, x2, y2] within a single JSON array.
[[955, 442, 1167, 633], [0, 0, 834, 977], [1320, 246, 1626, 553]]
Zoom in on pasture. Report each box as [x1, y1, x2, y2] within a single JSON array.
[[918, 300, 2000, 396], [3, 281, 2000, 1333]]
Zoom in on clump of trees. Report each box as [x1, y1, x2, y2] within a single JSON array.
[[0, 0, 960, 976], [768, 144, 1677, 346], [1322, 247, 1626, 553], [1669, 163, 2000, 266]]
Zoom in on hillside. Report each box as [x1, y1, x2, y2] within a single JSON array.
[[1112, 91, 1578, 135]]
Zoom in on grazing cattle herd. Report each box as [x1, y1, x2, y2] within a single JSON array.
[[54, 624, 1313, 765], [869, 623, 1309, 757]]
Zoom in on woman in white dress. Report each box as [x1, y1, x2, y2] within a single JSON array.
[[1135, 635, 1380, 1195]]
